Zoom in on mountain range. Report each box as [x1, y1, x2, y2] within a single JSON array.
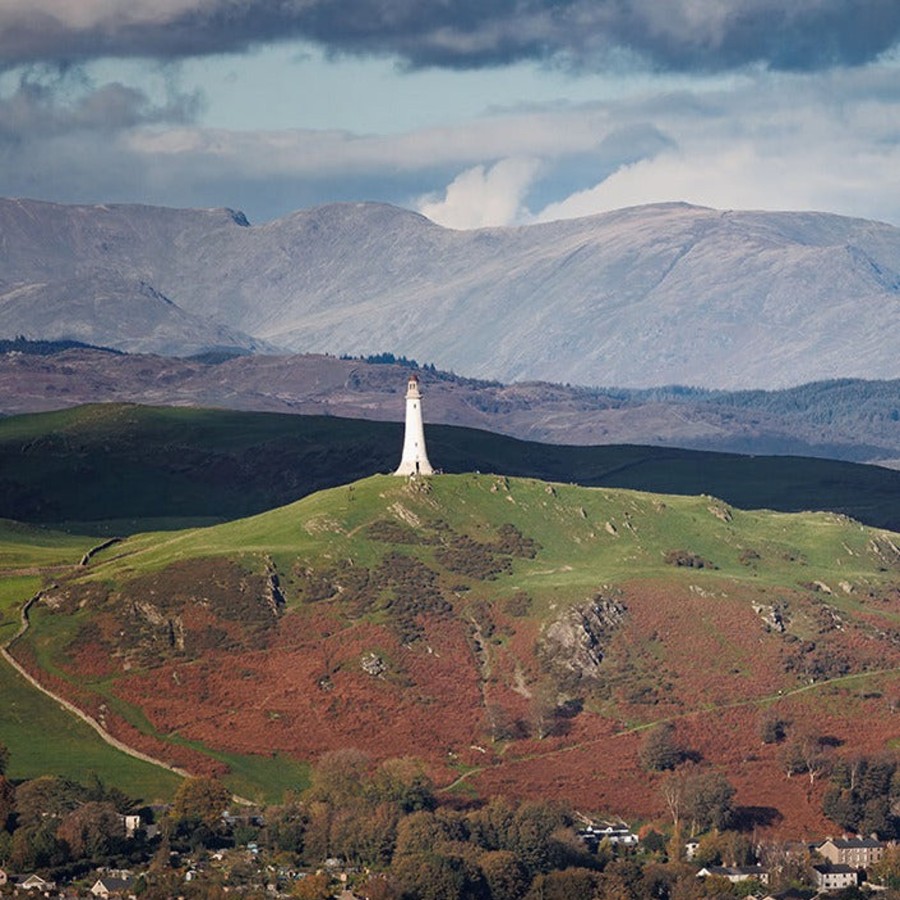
[[2, 198, 899, 389]]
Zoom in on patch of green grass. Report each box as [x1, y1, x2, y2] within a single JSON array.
[[0, 519, 97, 568], [0, 658, 180, 801], [76, 474, 898, 599], [164, 735, 310, 805], [0, 574, 41, 610]]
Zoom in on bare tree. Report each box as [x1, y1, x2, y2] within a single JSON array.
[[529, 680, 558, 740], [661, 773, 685, 828]]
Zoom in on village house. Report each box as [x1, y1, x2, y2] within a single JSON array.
[[684, 838, 701, 860], [696, 864, 769, 885], [816, 835, 886, 869], [812, 862, 859, 892], [13, 873, 57, 893], [90, 874, 135, 899], [577, 820, 640, 851]]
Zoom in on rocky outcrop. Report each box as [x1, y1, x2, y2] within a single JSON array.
[[361, 652, 387, 677], [753, 601, 787, 633], [539, 594, 627, 683]]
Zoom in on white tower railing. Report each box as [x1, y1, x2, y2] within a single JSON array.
[[395, 373, 434, 475]]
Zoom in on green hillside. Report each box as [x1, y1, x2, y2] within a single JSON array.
[[0, 520, 182, 801], [1, 403, 899, 534], [9, 474, 900, 822], [74, 474, 899, 588]]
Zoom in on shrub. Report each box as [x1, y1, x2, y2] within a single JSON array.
[[639, 723, 683, 771], [664, 549, 716, 569]]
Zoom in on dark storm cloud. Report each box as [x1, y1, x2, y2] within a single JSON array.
[[2, 0, 899, 73], [0, 73, 200, 142]]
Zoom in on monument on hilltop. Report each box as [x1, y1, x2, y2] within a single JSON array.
[[394, 373, 434, 476]]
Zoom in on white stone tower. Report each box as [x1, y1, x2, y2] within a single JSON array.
[[394, 373, 434, 476]]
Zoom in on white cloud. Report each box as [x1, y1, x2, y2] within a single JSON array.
[[415, 157, 542, 228], [3, 57, 900, 228], [535, 69, 900, 224]]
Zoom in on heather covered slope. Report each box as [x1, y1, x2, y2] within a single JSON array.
[[12, 474, 900, 833], [2, 198, 899, 387]]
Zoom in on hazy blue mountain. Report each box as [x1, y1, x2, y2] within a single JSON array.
[[1, 197, 898, 388]]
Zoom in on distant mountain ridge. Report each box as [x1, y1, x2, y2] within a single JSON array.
[[0, 347, 897, 465], [1, 197, 899, 388]]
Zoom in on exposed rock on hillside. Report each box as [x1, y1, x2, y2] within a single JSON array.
[[539, 595, 627, 684]]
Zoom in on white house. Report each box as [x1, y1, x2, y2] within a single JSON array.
[[697, 865, 769, 885], [684, 838, 701, 860], [14, 874, 57, 892], [812, 863, 858, 892], [577, 821, 640, 850]]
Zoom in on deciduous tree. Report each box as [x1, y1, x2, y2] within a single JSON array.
[[395, 810, 451, 858], [468, 796, 515, 852], [529, 680, 559, 740], [14, 775, 85, 829], [307, 748, 370, 805], [682, 772, 735, 835], [758, 711, 787, 744], [639, 723, 682, 771], [393, 851, 480, 900], [368, 757, 435, 813], [478, 850, 529, 900], [57, 800, 122, 859], [0, 776, 15, 831], [290, 872, 332, 900], [171, 776, 231, 828]]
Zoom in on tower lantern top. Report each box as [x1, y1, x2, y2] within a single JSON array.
[[405, 373, 422, 398]]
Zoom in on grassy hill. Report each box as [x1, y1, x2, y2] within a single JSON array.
[[9, 474, 900, 831], [1, 403, 899, 534], [0, 520, 183, 801]]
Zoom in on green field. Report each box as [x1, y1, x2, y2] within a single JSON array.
[[0, 651, 182, 801], [0, 522, 182, 800], [75, 473, 896, 589], [1, 403, 898, 534]]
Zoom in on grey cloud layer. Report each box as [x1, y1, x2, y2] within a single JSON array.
[[0, 75, 200, 141], [2, 0, 899, 72], [1, 65, 898, 228]]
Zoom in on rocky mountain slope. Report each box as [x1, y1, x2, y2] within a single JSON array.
[[11, 474, 900, 834], [1, 198, 899, 388]]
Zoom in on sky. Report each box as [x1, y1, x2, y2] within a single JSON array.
[[1, 1, 899, 229]]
